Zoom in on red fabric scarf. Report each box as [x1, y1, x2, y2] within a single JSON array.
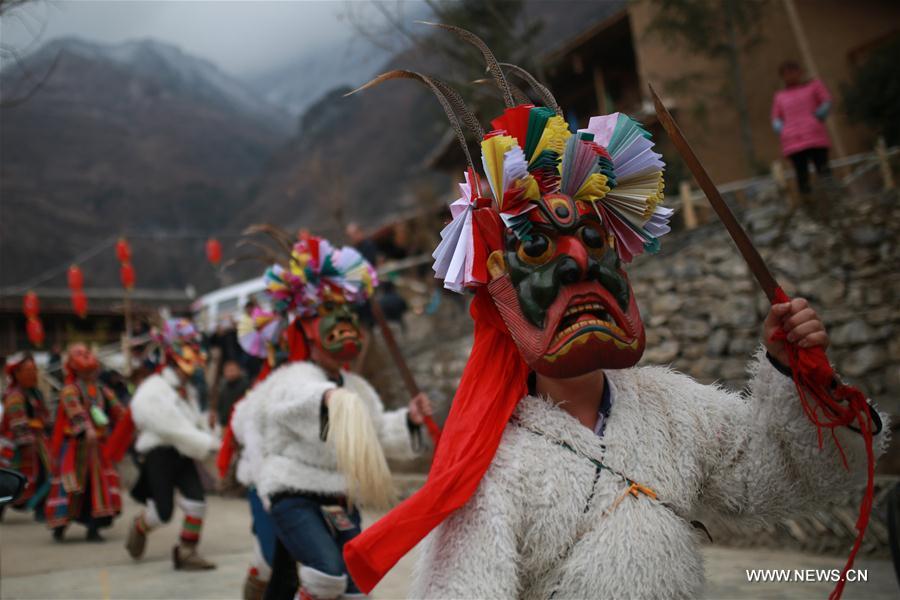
[[103, 408, 135, 463], [344, 289, 529, 593]]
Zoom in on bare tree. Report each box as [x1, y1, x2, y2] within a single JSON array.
[[339, 0, 543, 110], [0, 0, 59, 108]]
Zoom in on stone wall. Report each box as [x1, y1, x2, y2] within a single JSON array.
[[632, 189, 900, 416]]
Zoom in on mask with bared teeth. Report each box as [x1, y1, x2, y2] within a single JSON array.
[[476, 191, 647, 378]]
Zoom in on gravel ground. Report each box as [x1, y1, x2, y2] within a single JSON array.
[[1, 494, 897, 599]]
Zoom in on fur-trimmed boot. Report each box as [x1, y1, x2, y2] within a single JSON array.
[[172, 542, 216, 570], [297, 566, 347, 600], [172, 498, 215, 570], [126, 502, 162, 559], [243, 568, 268, 600]]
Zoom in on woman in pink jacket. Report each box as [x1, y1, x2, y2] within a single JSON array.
[[771, 60, 833, 194]]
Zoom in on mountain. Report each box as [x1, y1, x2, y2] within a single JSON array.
[[246, 38, 394, 118], [0, 38, 289, 291], [243, 1, 430, 118]]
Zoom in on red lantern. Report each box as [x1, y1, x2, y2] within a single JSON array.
[[67, 264, 84, 291], [206, 238, 222, 265], [71, 289, 88, 318], [23, 291, 40, 319], [120, 262, 136, 290], [26, 317, 45, 347], [115, 238, 132, 263]]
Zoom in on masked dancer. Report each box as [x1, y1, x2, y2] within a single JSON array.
[[343, 26, 887, 599], [0, 352, 53, 521], [46, 343, 125, 541], [124, 318, 218, 570]]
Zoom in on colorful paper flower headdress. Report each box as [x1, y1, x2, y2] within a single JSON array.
[[152, 317, 204, 375], [351, 23, 672, 293], [263, 235, 378, 318]]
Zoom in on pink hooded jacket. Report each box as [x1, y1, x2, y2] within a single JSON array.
[[771, 78, 832, 156]]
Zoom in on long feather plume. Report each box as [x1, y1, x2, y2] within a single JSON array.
[[235, 239, 289, 267], [347, 70, 478, 172], [221, 254, 287, 270], [242, 223, 295, 257], [429, 77, 485, 140], [500, 62, 561, 114], [473, 77, 531, 106], [420, 21, 515, 108]]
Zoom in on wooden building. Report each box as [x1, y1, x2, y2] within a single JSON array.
[[543, 0, 900, 184]]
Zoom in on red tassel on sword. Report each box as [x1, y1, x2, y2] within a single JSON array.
[[651, 85, 875, 600]]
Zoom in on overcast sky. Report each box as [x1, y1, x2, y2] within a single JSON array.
[[1, 0, 417, 76]]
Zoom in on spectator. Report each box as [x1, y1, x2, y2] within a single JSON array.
[[346, 222, 379, 266], [47, 344, 62, 377], [378, 280, 409, 331], [239, 301, 263, 381], [99, 369, 131, 406], [192, 368, 209, 413], [209, 317, 243, 365], [213, 360, 248, 427], [771, 60, 833, 195]]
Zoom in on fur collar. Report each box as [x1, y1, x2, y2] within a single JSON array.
[[512, 374, 620, 467], [161, 367, 181, 388]]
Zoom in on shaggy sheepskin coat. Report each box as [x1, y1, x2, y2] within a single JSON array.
[[130, 368, 216, 461], [230, 392, 263, 488], [254, 361, 418, 500], [411, 348, 887, 599]]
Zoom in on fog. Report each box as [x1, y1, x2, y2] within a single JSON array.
[[1, 0, 419, 76]]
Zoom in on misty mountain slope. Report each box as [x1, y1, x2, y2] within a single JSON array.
[[0, 38, 287, 290], [231, 49, 450, 241], [247, 39, 391, 118], [233, 1, 623, 240]]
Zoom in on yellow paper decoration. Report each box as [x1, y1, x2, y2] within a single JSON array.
[[529, 115, 571, 165], [480, 135, 518, 205], [574, 173, 611, 202]]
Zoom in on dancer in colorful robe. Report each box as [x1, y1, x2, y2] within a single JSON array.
[[342, 26, 887, 599], [125, 318, 218, 570], [46, 343, 125, 541], [236, 234, 432, 600], [0, 352, 53, 520]]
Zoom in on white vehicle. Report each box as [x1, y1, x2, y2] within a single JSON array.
[[191, 277, 268, 333]]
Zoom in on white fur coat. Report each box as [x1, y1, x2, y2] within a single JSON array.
[[411, 349, 888, 599], [130, 368, 216, 461], [253, 361, 418, 500], [230, 391, 263, 488]]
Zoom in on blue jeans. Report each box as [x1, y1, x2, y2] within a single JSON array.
[[248, 488, 276, 567], [269, 494, 361, 595]]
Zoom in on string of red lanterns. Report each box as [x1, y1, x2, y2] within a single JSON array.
[[115, 237, 131, 263], [20, 236, 220, 347], [22, 290, 45, 347], [116, 237, 135, 290], [206, 237, 222, 266], [67, 264, 88, 318]]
